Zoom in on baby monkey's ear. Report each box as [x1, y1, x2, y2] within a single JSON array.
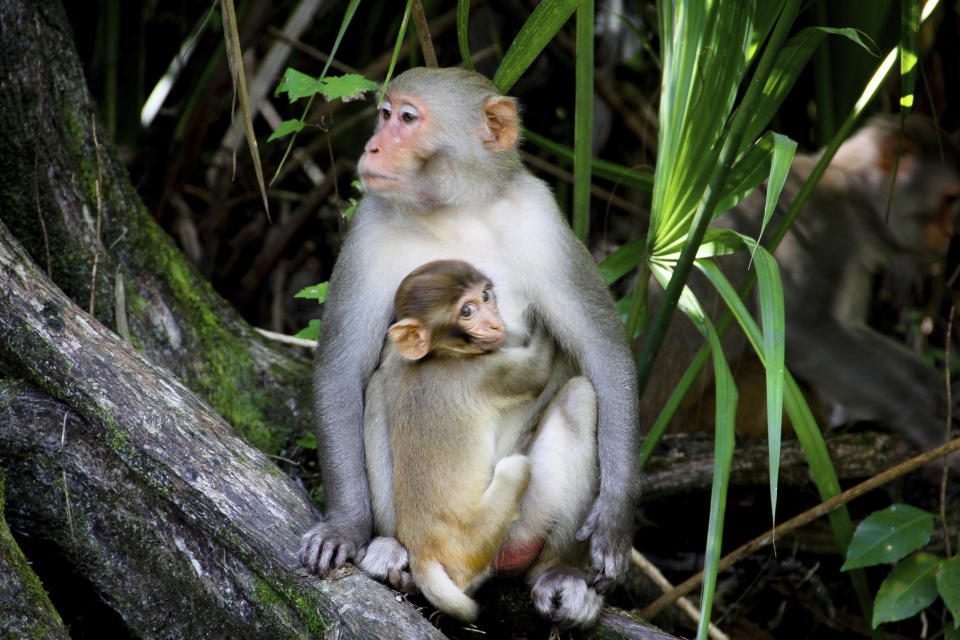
[[389, 319, 431, 361]]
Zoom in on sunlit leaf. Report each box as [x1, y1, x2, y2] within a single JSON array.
[[754, 133, 796, 255], [715, 134, 774, 216], [294, 319, 322, 341], [873, 552, 942, 627], [320, 73, 378, 102], [741, 26, 877, 150], [276, 67, 325, 102], [843, 504, 935, 571], [900, 0, 921, 111], [295, 282, 329, 302]]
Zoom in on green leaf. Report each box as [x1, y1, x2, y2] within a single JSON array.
[[294, 319, 321, 341], [873, 552, 942, 627], [741, 26, 876, 150], [492, 0, 580, 93], [296, 433, 318, 450], [755, 133, 797, 254], [276, 67, 326, 102], [843, 504, 935, 571], [715, 134, 775, 216], [598, 236, 647, 286], [938, 555, 960, 629], [267, 118, 305, 142], [320, 73, 378, 102], [295, 282, 329, 302]]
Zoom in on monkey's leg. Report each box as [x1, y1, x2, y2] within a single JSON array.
[[472, 454, 532, 537], [358, 375, 413, 589], [500, 376, 602, 628]]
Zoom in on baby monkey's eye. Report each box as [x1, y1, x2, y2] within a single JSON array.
[[481, 288, 491, 303], [460, 303, 476, 319]]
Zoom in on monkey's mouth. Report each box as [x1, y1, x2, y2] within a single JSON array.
[[359, 172, 398, 185], [474, 333, 505, 351]]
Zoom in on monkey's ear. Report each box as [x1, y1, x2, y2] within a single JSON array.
[[389, 319, 431, 360], [482, 97, 519, 152]]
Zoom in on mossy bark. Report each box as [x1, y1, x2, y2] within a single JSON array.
[[0, 470, 71, 640], [0, 0, 310, 454]]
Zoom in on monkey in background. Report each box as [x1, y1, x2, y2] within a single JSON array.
[[299, 67, 636, 628], [642, 114, 960, 452], [361, 260, 557, 622]]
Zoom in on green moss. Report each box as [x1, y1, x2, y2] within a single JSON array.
[[0, 472, 68, 637], [252, 575, 332, 636]]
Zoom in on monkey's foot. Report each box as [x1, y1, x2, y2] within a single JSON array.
[[298, 519, 369, 575], [531, 567, 602, 629], [358, 536, 413, 591]]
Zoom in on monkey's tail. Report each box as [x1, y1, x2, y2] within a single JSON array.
[[414, 560, 479, 623]]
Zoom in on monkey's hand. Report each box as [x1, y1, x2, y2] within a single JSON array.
[[358, 536, 413, 591], [575, 496, 633, 593], [298, 517, 371, 575]]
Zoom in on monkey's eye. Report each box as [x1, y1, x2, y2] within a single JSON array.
[[460, 303, 476, 319], [399, 105, 420, 124], [481, 288, 491, 303], [379, 102, 392, 121]]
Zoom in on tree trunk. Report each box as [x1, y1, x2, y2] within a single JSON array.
[[0, 0, 311, 455]]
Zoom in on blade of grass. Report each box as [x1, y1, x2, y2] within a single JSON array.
[[523, 129, 653, 191], [650, 262, 738, 640], [572, 0, 594, 242], [492, 0, 580, 93], [457, 0, 474, 70], [221, 0, 270, 218]]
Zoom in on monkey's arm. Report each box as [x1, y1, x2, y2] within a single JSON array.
[[299, 217, 394, 574], [527, 202, 640, 591], [488, 319, 556, 393]]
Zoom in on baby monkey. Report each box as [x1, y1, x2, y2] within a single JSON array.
[[362, 259, 556, 622]]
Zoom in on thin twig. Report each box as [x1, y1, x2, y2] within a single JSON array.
[[412, 0, 438, 67], [942, 305, 955, 557], [61, 411, 75, 539], [89, 115, 104, 315], [641, 436, 960, 620]]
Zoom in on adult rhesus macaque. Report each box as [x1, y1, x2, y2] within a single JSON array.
[[360, 259, 597, 623], [642, 115, 960, 451], [298, 68, 639, 627]]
